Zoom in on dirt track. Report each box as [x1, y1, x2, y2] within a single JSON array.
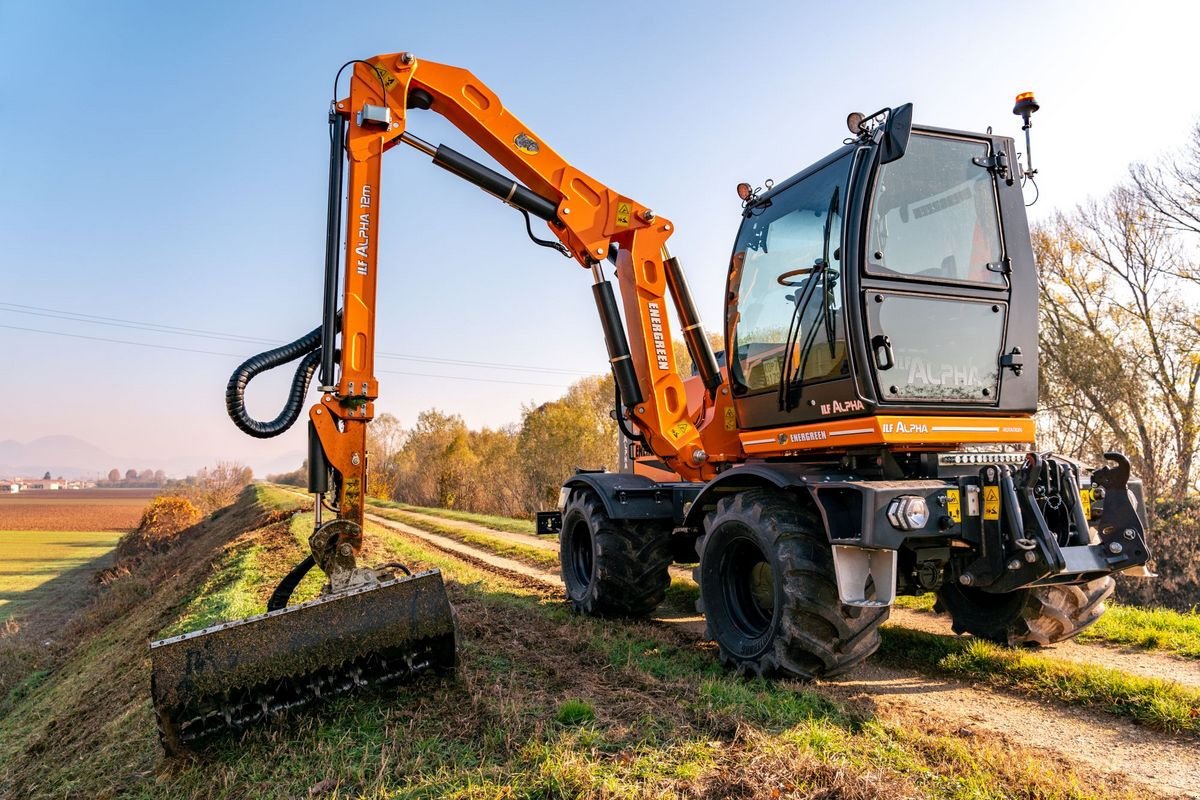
[[368, 510, 1200, 799]]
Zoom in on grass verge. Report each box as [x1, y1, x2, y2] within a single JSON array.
[[367, 497, 536, 535], [896, 590, 1200, 660], [368, 506, 560, 570], [879, 627, 1200, 735], [1078, 602, 1200, 659]]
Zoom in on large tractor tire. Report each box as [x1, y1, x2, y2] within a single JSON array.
[[937, 576, 1115, 646], [695, 489, 888, 679], [559, 489, 672, 617]]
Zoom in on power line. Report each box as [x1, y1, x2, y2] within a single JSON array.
[[0, 302, 593, 376], [1, 324, 573, 388], [0, 324, 243, 357]]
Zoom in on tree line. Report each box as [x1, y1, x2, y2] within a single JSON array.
[[270, 375, 620, 517], [1035, 121, 1200, 512], [100, 468, 167, 486]]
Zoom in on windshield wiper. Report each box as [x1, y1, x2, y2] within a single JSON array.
[[779, 187, 840, 413], [776, 261, 824, 413]]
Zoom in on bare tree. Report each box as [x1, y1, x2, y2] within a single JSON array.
[[1035, 183, 1200, 506], [1129, 122, 1200, 248]]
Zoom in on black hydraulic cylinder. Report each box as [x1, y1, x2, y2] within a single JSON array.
[[592, 279, 644, 407], [307, 420, 330, 495], [319, 110, 347, 388], [664, 256, 722, 394], [431, 144, 559, 222]]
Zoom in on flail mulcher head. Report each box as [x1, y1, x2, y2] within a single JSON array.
[[149, 520, 456, 755]]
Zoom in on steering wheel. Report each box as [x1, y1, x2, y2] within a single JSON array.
[[777, 263, 820, 287]]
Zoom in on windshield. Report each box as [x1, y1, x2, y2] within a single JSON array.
[[867, 133, 1004, 285], [727, 153, 852, 395]]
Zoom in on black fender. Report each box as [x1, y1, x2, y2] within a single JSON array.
[[562, 472, 684, 522], [681, 463, 821, 531], [681, 462, 934, 550]]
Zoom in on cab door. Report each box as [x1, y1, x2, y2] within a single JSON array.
[[861, 131, 1016, 408]]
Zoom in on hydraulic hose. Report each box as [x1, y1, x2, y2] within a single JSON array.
[[226, 325, 325, 439]]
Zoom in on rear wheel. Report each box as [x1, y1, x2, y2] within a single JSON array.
[[937, 576, 1115, 646], [559, 489, 672, 617], [696, 489, 888, 679]]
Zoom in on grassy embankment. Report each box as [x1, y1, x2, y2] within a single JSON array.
[[0, 485, 1154, 799]]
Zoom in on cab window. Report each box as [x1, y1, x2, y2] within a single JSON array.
[[867, 134, 1005, 285], [727, 154, 851, 395]]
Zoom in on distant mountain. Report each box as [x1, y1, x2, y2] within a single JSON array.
[[0, 435, 116, 479]]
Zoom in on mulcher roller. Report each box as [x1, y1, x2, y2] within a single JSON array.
[[150, 569, 455, 754]]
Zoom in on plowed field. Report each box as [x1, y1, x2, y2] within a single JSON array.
[[0, 489, 155, 531]]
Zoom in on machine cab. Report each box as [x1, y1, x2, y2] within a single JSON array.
[[724, 109, 1038, 434]]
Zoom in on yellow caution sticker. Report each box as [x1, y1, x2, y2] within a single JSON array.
[[1081, 487, 1092, 519], [370, 64, 399, 92], [668, 420, 692, 441], [983, 485, 1001, 520], [946, 488, 962, 524], [724, 407, 737, 431], [616, 201, 632, 227]]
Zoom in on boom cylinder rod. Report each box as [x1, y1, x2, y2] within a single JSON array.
[[319, 110, 347, 389], [592, 268, 644, 408], [399, 132, 560, 222], [664, 253, 722, 394]]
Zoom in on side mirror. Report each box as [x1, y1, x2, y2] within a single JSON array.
[[880, 103, 913, 164]]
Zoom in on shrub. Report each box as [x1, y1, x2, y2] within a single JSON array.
[[116, 495, 202, 560]]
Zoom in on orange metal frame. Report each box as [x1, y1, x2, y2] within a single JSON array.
[[312, 52, 742, 501]]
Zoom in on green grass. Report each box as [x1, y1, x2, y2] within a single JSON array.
[[894, 593, 938, 612], [369, 506, 560, 570], [156, 538, 269, 638], [1078, 602, 1200, 658], [894, 590, 1200, 660], [555, 698, 596, 726], [367, 497, 537, 535], [879, 627, 1200, 735], [0, 529, 124, 620]]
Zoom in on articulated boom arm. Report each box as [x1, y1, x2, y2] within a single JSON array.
[[314, 51, 741, 526]]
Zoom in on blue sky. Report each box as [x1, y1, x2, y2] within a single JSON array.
[[1, 0, 1197, 475]]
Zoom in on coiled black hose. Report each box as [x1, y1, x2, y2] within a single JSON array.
[[226, 325, 324, 439]]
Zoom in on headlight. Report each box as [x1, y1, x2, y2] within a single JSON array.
[[887, 496, 929, 531]]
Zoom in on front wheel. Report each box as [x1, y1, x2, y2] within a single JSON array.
[[937, 576, 1115, 646], [559, 489, 672, 617], [696, 489, 887, 679]]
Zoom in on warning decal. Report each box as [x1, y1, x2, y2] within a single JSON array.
[[946, 488, 962, 524], [982, 485, 1000, 520], [616, 201, 632, 227]]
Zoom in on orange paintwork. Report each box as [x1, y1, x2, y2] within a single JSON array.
[[312, 53, 743, 485], [310, 396, 370, 534], [739, 415, 1037, 457]]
